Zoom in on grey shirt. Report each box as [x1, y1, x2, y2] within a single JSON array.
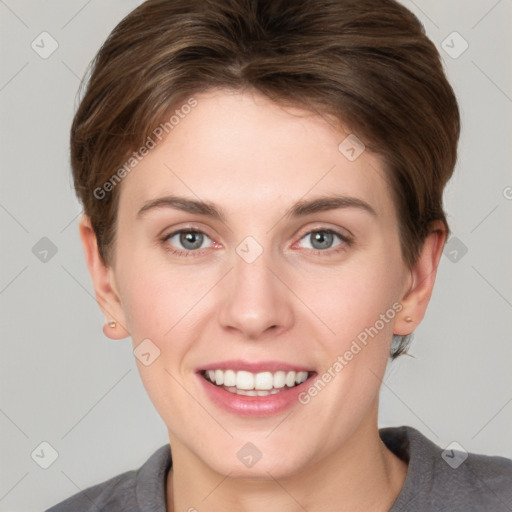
[[45, 426, 512, 511]]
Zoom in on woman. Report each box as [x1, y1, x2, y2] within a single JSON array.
[[47, 0, 512, 510]]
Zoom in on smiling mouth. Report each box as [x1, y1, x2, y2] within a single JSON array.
[[200, 369, 314, 396]]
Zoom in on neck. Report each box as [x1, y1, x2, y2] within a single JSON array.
[[166, 412, 407, 512]]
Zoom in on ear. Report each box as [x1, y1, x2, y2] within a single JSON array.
[[79, 215, 130, 340], [394, 220, 447, 336]]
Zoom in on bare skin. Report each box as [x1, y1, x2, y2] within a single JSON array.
[[80, 89, 445, 511]]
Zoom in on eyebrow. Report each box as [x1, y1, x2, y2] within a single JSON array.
[[136, 194, 377, 221]]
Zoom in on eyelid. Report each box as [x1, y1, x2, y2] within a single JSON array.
[[162, 227, 217, 246], [160, 224, 353, 257], [293, 223, 353, 244], [291, 227, 352, 252], [160, 225, 220, 257], [164, 229, 213, 243], [159, 221, 214, 238]]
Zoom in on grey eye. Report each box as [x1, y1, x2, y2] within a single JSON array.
[[179, 231, 204, 250], [310, 231, 334, 250], [166, 230, 211, 251], [298, 230, 343, 251]]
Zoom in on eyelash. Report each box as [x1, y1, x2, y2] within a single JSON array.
[[160, 228, 353, 258]]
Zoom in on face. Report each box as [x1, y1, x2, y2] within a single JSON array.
[[103, 89, 413, 478]]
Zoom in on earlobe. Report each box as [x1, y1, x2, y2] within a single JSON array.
[[78, 215, 130, 340], [103, 319, 129, 340], [394, 221, 447, 336]]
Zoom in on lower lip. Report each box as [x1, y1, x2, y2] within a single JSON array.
[[197, 373, 314, 417]]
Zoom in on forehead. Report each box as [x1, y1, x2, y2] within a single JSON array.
[[117, 89, 395, 222]]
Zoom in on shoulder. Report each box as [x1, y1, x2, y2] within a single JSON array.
[[44, 444, 172, 512], [381, 426, 512, 512], [45, 471, 137, 512]]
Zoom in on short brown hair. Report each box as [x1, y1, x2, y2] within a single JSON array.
[[70, 0, 460, 355]]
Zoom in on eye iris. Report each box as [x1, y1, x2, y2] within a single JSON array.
[[311, 231, 333, 250], [180, 231, 203, 250]]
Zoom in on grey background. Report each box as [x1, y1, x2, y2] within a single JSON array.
[[1, 1, 511, 510]]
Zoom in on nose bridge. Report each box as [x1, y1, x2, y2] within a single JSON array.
[[217, 236, 294, 338]]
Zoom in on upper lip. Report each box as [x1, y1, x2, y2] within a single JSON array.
[[198, 359, 314, 373]]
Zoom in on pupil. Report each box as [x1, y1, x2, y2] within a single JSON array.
[[180, 231, 203, 250], [311, 231, 333, 250]]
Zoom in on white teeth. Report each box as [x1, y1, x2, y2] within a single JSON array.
[[285, 371, 296, 387], [236, 371, 254, 390], [254, 371, 273, 390], [235, 389, 252, 396], [296, 371, 308, 384], [273, 371, 286, 388], [223, 369, 236, 387], [224, 386, 284, 396], [204, 369, 310, 391]]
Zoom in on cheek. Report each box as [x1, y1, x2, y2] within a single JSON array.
[[312, 256, 403, 346], [295, 269, 399, 438], [309, 253, 403, 400], [115, 260, 211, 416], [119, 275, 173, 341], [116, 248, 213, 341]]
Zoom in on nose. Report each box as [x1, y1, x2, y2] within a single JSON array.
[[217, 246, 295, 340]]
